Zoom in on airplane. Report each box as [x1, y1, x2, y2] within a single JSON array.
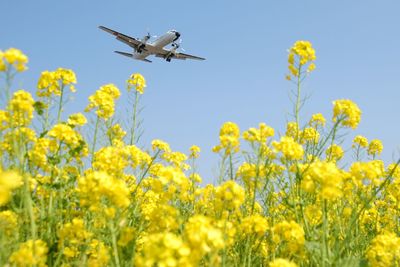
[[98, 26, 205, 63]]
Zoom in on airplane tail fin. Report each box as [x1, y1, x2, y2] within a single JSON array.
[[114, 51, 152, 63]]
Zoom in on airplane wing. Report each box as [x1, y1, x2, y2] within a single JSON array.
[[99, 26, 145, 50], [154, 49, 206, 61]]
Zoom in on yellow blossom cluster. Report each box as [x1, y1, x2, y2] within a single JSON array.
[[353, 135, 369, 148], [0, 48, 28, 72], [9, 239, 48, 267], [127, 73, 147, 94], [273, 136, 304, 160], [0, 210, 18, 236], [332, 99, 361, 129], [184, 215, 225, 261], [301, 160, 345, 200], [37, 68, 77, 97], [77, 171, 131, 213], [135, 232, 192, 267], [269, 258, 298, 267], [58, 218, 93, 258], [368, 139, 383, 156], [7, 90, 35, 127], [325, 144, 344, 161], [350, 160, 385, 186], [67, 112, 87, 126], [212, 121, 240, 154], [0, 170, 23, 206], [366, 232, 400, 267], [287, 40, 316, 80], [85, 83, 120, 120], [309, 113, 326, 127], [272, 220, 305, 256], [243, 122, 274, 143]]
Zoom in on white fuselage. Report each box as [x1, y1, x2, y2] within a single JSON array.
[[133, 30, 178, 60]]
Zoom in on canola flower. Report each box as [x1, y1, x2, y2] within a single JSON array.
[[85, 83, 120, 120], [127, 73, 146, 94], [0, 170, 23, 206], [1, 44, 400, 267], [0, 48, 28, 72]]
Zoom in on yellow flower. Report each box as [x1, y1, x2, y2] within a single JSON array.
[[214, 180, 245, 211], [301, 160, 344, 200], [243, 123, 274, 143], [272, 136, 304, 160], [7, 90, 35, 127], [287, 40, 316, 79], [353, 135, 368, 148], [189, 145, 201, 159], [127, 73, 146, 94], [309, 113, 326, 127], [212, 122, 240, 154], [304, 204, 322, 225], [0, 170, 23, 206], [135, 232, 192, 267], [152, 139, 171, 152], [240, 214, 269, 238], [326, 144, 344, 161], [107, 124, 127, 145], [67, 113, 87, 126], [0, 48, 28, 72], [58, 218, 93, 258], [85, 84, 120, 120], [332, 99, 361, 129], [118, 227, 135, 247], [285, 122, 300, 139], [184, 215, 224, 262], [301, 127, 320, 143], [269, 258, 298, 267], [0, 210, 18, 236], [9, 239, 48, 267], [93, 146, 130, 175], [272, 220, 305, 256], [350, 160, 385, 186], [0, 109, 10, 131], [48, 123, 82, 148], [37, 68, 77, 97], [28, 138, 51, 171], [366, 232, 400, 267], [77, 171, 130, 211], [368, 139, 383, 156], [87, 239, 110, 267]]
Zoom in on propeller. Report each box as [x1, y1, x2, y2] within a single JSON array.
[[172, 39, 184, 51], [144, 27, 157, 41]]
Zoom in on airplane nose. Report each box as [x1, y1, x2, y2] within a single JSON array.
[[173, 32, 180, 41]]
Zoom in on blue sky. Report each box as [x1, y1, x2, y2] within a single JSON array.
[[2, 1, 400, 182]]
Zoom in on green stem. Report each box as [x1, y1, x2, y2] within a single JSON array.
[[24, 174, 37, 239], [91, 116, 100, 164], [109, 220, 121, 267], [57, 84, 65, 123], [322, 199, 329, 266], [295, 64, 302, 133], [130, 91, 139, 145], [5, 68, 14, 104], [229, 153, 234, 180]]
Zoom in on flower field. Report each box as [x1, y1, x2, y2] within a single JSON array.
[[0, 42, 400, 267]]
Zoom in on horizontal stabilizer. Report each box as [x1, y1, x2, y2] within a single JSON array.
[[114, 51, 152, 63], [140, 58, 152, 63], [114, 51, 133, 57]]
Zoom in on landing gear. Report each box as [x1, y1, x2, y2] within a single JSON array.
[[166, 57, 171, 62]]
